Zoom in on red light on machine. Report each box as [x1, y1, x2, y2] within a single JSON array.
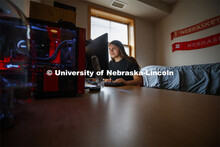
[[47, 27, 61, 64]]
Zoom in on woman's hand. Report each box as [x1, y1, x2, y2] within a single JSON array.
[[113, 78, 128, 85], [104, 79, 112, 82], [114, 75, 142, 86]]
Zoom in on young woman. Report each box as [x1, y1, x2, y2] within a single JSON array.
[[105, 40, 142, 86]]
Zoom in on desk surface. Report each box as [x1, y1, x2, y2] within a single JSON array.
[[1, 86, 220, 146]]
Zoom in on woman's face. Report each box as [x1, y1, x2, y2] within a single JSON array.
[[109, 44, 121, 59]]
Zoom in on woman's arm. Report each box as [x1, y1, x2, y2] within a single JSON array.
[[114, 75, 142, 86]]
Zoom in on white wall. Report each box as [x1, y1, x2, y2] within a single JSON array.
[[136, 18, 156, 67], [156, 0, 220, 66]]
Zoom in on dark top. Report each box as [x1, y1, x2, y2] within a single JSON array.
[[109, 58, 139, 81]]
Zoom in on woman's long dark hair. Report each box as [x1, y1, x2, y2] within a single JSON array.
[[109, 40, 140, 69]]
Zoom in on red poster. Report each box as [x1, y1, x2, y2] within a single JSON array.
[[172, 33, 220, 52], [171, 15, 220, 40]]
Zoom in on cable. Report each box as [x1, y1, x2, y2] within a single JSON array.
[[36, 40, 73, 61]]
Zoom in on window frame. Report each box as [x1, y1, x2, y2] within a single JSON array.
[[88, 5, 136, 58]]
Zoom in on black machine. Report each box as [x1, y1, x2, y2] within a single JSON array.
[[85, 33, 109, 79], [0, 18, 86, 98], [29, 19, 86, 98], [1, 17, 111, 98], [104, 82, 125, 87]]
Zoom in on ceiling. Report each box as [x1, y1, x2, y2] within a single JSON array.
[[84, 0, 176, 22]]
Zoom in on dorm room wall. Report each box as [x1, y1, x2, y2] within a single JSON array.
[[155, 0, 220, 67], [42, 0, 156, 68], [10, 0, 42, 17], [10, 0, 157, 68]]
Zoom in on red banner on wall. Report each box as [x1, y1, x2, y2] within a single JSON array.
[[171, 15, 220, 40], [172, 33, 220, 52]]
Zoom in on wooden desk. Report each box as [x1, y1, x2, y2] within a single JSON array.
[[1, 86, 219, 146]]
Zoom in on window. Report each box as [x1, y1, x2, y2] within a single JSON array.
[[91, 17, 128, 44], [91, 16, 130, 60], [88, 6, 135, 60]]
